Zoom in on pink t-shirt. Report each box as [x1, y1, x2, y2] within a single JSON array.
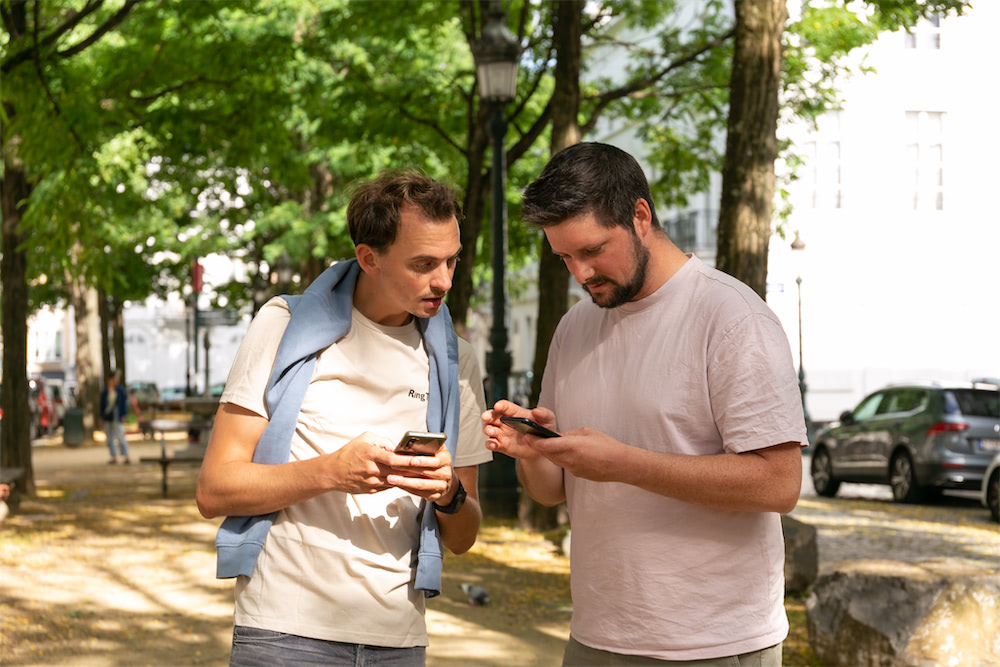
[[541, 255, 807, 660]]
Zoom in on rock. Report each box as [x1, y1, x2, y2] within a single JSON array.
[[806, 559, 1000, 666], [782, 514, 818, 595]]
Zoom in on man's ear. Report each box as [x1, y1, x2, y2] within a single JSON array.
[[632, 198, 653, 238], [355, 244, 379, 274]]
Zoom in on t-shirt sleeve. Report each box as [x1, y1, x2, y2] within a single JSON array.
[[220, 298, 291, 419], [708, 312, 809, 454], [453, 337, 493, 468]]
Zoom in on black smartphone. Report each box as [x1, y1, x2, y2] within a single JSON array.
[[499, 416, 561, 438], [395, 431, 447, 456]]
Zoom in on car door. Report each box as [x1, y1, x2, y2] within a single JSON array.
[[836, 391, 886, 477], [864, 388, 928, 475]]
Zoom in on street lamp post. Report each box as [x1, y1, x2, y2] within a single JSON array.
[[474, 7, 519, 518], [790, 231, 810, 433], [473, 7, 519, 407]]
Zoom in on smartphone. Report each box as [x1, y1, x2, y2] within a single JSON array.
[[499, 416, 561, 438], [395, 431, 447, 456]]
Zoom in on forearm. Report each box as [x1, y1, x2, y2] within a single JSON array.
[[196, 457, 337, 519], [617, 443, 802, 513], [516, 455, 566, 506], [437, 467, 482, 554]]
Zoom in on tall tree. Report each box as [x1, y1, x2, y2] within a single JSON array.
[[1, 0, 305, 490], [715, 0, 786, 299], [715, 0, 971, 295], [1, 0, 146, 496], [528, 0, 581, 406]]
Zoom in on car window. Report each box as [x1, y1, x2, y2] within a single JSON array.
[[944, 389, 1000, 417], [854, 392, 885, 420], [894, 388, 926, 413]]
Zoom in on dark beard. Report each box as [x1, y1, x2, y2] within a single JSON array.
[[586, 235, 650, 308]]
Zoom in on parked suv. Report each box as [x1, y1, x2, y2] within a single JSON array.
[[810, 381, 1000, 503]]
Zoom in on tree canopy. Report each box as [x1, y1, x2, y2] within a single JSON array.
[[1, 0, 972, 499]]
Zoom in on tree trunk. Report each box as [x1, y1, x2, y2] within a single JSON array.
[[715, 0, 787, 299], [520, 0, 583, 532], [529, 0, 582, 408], [69, 255, 102, 437], [111, 294, 125, 382], [448, 109, 490, 337], [0, 155, 36, 500], [98, 287, 113, 380]]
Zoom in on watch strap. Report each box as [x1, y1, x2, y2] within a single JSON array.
[[433, 479, 466, 515]]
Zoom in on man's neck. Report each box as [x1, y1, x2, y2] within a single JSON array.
[[352, 272, 411, 326], [643, 234, 690, 296]]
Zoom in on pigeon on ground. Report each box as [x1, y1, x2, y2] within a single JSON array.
[[459, 582, 490, 606]]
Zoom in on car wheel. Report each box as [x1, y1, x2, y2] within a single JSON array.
[[988, 470, 1000, 524], [811, 447, 840, 497], [890, 451, 922, 503]]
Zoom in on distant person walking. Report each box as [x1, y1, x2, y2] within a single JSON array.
[[99, 371, 130, 464]]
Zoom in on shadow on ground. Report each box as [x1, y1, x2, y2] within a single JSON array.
[[0, 445, 570, 666]]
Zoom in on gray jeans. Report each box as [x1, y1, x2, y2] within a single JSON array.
[[562, 636, 782, 667], [229, 626, 425, 666]]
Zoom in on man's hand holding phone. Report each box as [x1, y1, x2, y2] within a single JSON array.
[[385, 431, 455, 504], [482, 401, 560, 461]]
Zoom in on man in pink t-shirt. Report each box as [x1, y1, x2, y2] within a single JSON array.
[[484, 143, 807, 666]]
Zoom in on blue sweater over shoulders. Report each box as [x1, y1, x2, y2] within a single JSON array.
[[214, 259, 460, 598]]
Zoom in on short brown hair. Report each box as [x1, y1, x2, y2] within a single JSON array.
[[347, 170, 461, 251]]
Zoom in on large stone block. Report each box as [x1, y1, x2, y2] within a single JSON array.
[[806, 559, 1000, 666]]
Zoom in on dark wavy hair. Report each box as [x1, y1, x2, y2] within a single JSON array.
[[521, 142, 660, 232], [347, 170, 461, 251]]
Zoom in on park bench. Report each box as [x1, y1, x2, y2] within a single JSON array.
[[140, 419, 204, 498]]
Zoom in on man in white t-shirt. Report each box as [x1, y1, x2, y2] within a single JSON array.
[[197, 171, 492, 666], [483, 143, 807, 666]]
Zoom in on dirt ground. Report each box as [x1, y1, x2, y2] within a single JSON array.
[[6, 431, 998, 666], [0, 435, 572, 666]]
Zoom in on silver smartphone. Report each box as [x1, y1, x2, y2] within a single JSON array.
[[395, 431, 447, 456]]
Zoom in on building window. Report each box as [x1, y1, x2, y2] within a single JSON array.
[[906, 111, 945, 211], [904, 14, 941, 49], [801, 112, 842, 210], [667, 211, 698, 251]]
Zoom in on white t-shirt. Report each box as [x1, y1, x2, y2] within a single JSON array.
[[222, 298, 491, 647], [540, 255, 807, 660]]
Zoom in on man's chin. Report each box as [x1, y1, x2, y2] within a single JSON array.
[[415, 300, 444, 318]]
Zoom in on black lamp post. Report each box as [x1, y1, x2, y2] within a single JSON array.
[[790, 231, 810, 433], [275, 253, 293, 294], [473, 7, 519, 406]]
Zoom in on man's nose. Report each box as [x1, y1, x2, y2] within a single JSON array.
[[431, 263, 453, 292], [565, 258, 594, 284]]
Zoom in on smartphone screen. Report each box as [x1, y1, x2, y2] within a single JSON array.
[[499, 416, 561, 438], [395, 431, 447, 456]]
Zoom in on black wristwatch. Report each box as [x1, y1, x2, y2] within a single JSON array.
[[433, 480, 466, 515]]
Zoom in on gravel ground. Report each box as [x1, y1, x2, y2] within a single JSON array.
[[2, 439, 996, 667], [792, 454, 999, 574]]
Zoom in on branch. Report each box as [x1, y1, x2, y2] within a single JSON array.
[[508, 98, 552, 165], [1, 0, 105, 74], [394, 93, 466, 156], [579, 27, 734, 136], [595, 27, 734, 107], [126, 76, 241, 105], [31, 0, 84, 148], [56, 0, 145, 60]]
